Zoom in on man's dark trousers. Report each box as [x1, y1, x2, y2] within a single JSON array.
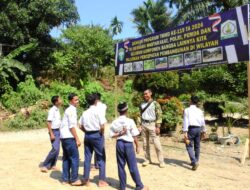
[[61, 138, 79, 183], [116, 140, 144, 190], [84, 131, 106, 180], [186, 127, 201, 165], [43, 129, 60, 169]]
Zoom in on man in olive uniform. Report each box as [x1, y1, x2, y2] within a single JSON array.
[[139, 89, 165, 168]]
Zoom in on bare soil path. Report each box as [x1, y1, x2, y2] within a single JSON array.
[[0, 126, 250, 190]]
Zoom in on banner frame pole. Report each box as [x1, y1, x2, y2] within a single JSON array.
[[114, 75, 118, 118], [248, 4, 250, 159]]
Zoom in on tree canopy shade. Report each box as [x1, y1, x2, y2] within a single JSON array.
[[51, 25, 114, 86], [0, 0, 79, 76]]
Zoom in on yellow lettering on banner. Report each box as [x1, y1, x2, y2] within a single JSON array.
[[191, 22, 203, 30], [176, 38, 196, 46], [131, 44, 146, 51], [196, 40, 219, 49], [126, 56, 140, 62], [201, 27, 211, 35], [146, 41, 160, 47], [169, 35, 183, 42], [132, 40, 143, 46], [131, 50, 143, 56], [196, 35, 207, 42], [142, 46, 161, 54], [160, 32, 170, 38], [183, 30, 200, 39], [143, 35, 159, 43], [160, 46, 190, 56], [159, 38, 169, 44], [140, 52, 159, 60], [161, 43, 176, 50]]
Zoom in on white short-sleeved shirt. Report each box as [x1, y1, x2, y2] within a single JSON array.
[[96, 101, 107, 123], [183, 105, 206, 132], [47, 106, 61, 129], [141, 101, 156, 121], [110, 115, 140, 142], [79, 105, 106, 132], [60, 105, 77, 139]]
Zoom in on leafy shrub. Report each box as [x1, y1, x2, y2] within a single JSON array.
[[44, 81, 80, 105], [123, 80, 133, 94], [158, 97, 183, 131], [83, 81, 104, 96], [4, 108, 47, 130], [1, 76, 45, 112]]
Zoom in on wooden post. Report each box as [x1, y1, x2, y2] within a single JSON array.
[[248, 61, 250, 158], [241, 138, 249, 165]]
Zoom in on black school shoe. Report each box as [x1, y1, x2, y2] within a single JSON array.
[[192, 163, 199, 171]]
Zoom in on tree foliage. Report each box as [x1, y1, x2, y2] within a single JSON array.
[[0, 0, 79, 76], [0, 43, 37, 82], [110, 16, 123, 36], [51, 25, 114, 86], [131, 0, 171, 35], [133, 72, 179, 95], [167, 0, 250, 26]]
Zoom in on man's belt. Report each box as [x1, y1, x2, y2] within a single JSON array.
[[189, 125, 201, 129], [142, 119, 155, 123], [85, 130, 100, 134]]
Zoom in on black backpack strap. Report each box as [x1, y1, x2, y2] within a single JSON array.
[[140, 100, 154, 115]]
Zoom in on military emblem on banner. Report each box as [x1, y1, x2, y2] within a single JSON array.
[[221, 20, 238, 40]]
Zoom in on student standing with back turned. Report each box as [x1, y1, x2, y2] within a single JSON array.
[[41, 95, 62, 173], [92, 92, 107, 170], [79, 94, 109, 187], [110, 102, 148, 190], [60, 93, 82, 186], [183, 95, 206, 170]]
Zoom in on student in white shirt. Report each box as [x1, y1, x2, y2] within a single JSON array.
[[183, 95, 206, 170], [41, 96, 62, 173], [79, 94, 109, 187], [92, 92, 107, 170], [110, 102, 148, 190], [60, 93, 82, 186]]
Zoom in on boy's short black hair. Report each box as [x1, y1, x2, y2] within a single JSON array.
[[68, 93, 77, 101], [51, 96, 59, 105], [86, 93, 97, 105], [95, 92, 101, 100], [191, 95, 199, 104], [117, 102, 128, 115]]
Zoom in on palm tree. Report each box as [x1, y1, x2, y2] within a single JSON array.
[[110, 16, 123, 36], [131, 0, 171, 36], [0, 43, 37, 81], [167, 0, 250, 26]]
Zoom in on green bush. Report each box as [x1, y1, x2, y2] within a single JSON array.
[[123, 80, 133, 94], [4, 108, 47, 130], [158, 97, 183, 131], [1, 76, 45, 112]]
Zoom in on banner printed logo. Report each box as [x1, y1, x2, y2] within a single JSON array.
[[118, 48, 125, 61], [209, 13, 222, 32], [221, 20, 238, 39]]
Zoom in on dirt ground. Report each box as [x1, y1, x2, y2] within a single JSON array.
[[0, 125, 250, 190]]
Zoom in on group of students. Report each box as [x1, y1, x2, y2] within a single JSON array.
[[40, 89, 206, 189], [40, 92, 148, 190]]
